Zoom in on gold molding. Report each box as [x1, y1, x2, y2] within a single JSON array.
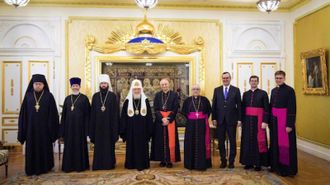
[[0, 0, 312, 12], [236, 63, 253, 88], [13, 36, 37, 48], [260, 63, 277, 90], [2, 117, 18, 126], [66, 17, 221, 96], [2, 61, 22, 114], [247, 39, 267, 50], [28, 61, 50, 85], [300, 48, 328, 95], [93, 56, 197, 99], [2, 128, 20, 146]]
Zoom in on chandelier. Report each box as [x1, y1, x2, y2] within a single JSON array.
[[256, 0, 281, 14], [135, 0, 158, 10], [4, 0, 30, 8]]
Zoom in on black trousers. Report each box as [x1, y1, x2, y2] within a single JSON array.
[[217, 118, 237, 163]]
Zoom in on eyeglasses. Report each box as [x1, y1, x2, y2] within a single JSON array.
[[192, 89, 200, 91], [222, 77, 230, 80], [275, 77, 284, 80]]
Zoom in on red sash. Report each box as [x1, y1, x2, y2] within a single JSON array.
[[160, 111, 176, 163], [187, 111, 211, 159], [272, 107, 290, 166], [246, 107, 267, 153]]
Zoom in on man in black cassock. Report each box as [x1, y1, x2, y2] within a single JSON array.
[[150, 78, 181, 168], [269, 70, 297, 177], [18, 74, 59, 176], [120, 79, 153, 171], [212, 72, 242, 169], [182, 84, 212, 171], [59, 77, 90, 172], [240, 75, 269, 171], [90, 74, 119, 170]]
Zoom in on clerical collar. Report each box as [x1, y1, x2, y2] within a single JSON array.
[[193, 96, 199, 99], [163, 90, 169, 94], [251, 88, 258, 92]]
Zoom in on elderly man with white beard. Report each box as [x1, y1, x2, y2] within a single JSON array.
[[120, 79, 153, 171], [59, 77, 91, 173]]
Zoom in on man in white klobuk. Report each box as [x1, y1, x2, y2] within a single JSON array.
[[90, 74, 119, 170], [120, 79, 153, 171]]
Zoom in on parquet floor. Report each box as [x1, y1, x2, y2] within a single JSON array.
[[0, 150, 330, 184]]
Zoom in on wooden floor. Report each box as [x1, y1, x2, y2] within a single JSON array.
[[1, 150, 330, 184]]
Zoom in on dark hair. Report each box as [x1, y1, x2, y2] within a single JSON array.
[[249, 75, 259, 82], [222, 72, 231, 78], [275, 70, 286, 77]]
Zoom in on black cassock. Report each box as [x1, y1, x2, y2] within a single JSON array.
[[18, 90, 59, 176], [90, 91, 119, 170], [120, 99, 153, 171], [240, 89, 270, 167], [182, 96, 212, 170], [270, 83, 297, 176], [150, 90, 181, 163], [59, 93, 90, 172]]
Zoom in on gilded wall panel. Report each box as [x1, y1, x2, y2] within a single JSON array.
[[2, 61, 22, 114], [67, 17, 221, 101], [2, 129, 20, 146], [28, 61, 50, 83], [2, 117, 18, 126]]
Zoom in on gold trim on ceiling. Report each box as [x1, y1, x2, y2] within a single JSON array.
[[0, 0, 312, 12]]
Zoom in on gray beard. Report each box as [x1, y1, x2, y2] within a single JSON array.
[[133, 94, 141, 99], [72, 91, 80, 95]]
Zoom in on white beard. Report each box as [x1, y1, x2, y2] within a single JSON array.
[[72, 90, 80, 95], [133, 94, 141, 99]]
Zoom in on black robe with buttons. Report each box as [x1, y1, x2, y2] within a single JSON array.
[[150, 90, 181, 163], [240, 89, 270, 167], [182, 96, 212, 170], [269, 83, 297, 176]]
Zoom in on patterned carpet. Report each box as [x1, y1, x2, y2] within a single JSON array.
[[5, 169, 289, 185]]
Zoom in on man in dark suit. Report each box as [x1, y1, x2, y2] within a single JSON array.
[[212, 72, 242, 168]]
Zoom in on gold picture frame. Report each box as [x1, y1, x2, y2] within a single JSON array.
[[300, 48, 328, 95]]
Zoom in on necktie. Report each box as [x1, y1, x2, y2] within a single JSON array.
[[224, 87, 228, 99]]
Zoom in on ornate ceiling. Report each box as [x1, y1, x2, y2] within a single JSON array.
[[0, 0, 311, 12]]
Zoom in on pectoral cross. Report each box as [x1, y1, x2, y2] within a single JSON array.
[[71, 106, 74, 111], [195, 112, 199, 118], [35, 103, 40, 112]]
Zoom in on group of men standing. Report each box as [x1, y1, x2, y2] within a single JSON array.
[[18, 70, 297, 178]]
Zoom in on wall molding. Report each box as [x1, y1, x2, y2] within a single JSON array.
[[297, 138, 330, 162]]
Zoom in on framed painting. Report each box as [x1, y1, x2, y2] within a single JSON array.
[[300, 48, 328, 95]]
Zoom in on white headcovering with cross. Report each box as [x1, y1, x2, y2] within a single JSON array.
[[125, 79, 148, 117]]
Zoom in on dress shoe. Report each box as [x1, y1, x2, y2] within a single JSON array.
[[166, 163, 173, 168], [159, 162, 166, 167], [228, 162, 234, 168], [220, 162, 227, 168], [277, 172, 288, 177], [254, 166, 261, 171], [244, 165, 254, 170]]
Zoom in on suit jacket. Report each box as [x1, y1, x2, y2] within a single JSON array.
[[212, 85, 242, 125]]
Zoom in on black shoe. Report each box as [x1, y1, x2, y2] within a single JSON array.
[[166, 163, 173, 168], [159, 162, 166, 167], [277, 172, 288, 177], [254, 166, 261, 171], [267, 168, 274, 172], [220, 162, 227, 168], [228, 162, 234, 168], [244, 165, 254, 170]]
